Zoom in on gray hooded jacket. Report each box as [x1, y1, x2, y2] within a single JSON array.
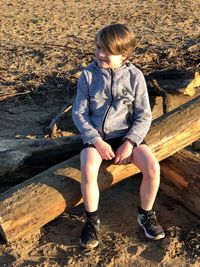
[[72, 60, 152, 146]]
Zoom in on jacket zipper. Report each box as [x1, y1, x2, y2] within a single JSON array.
[[102, 69, 114, 139]]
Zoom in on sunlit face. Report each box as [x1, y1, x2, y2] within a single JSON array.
[[95, 39, 126, 69]]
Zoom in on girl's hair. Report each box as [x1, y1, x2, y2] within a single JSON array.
[[95, 24, 136, 59]]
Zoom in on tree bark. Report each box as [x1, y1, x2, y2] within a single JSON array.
[[160, 149, 200, 217], [0, 95, 200, 242]]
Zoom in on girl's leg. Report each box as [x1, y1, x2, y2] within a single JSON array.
[[80, 147, 102, 248], [131, 144, 160, 211], [131, 144, 165, 240], [80, 147, 102, 212]]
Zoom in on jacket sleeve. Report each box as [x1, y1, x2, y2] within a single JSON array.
[[123, 71, 152, 146], [72, 71, 101, 144]]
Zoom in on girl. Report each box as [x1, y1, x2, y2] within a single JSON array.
[[72, 23, 165, 249]]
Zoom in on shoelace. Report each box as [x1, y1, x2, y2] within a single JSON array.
[[83, 219, 99, 239], [146, 213, 159, 226]]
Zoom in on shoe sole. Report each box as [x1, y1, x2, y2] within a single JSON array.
[[137, 218, 165, 240], [79, 239, 99, 249]]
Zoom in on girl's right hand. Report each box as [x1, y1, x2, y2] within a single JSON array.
[[94, 139, 115, 160]]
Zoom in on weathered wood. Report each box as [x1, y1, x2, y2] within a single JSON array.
[[0, 135, 82, 183], [160, 149, 200, 217], [145, 95, 200, 159], [146, 70, 200, 96], [0, 95, 200, 242], [44, 102, 78, 138], [150, 90, 200, 119]]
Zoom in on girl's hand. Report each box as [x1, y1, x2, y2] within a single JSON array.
[[114, 140, 133, 165], [94, 139, 115, 160]]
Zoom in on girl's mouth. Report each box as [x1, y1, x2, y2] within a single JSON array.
[[99, 58, 108, 64]]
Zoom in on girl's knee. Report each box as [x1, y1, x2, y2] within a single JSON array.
[[148, 159, 160, 179], [81, 164, 99, 183], [140, 157, 160, 180], [80, 148, 102, 183]]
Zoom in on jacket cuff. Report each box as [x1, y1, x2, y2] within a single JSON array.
[[123, 138, 136, 147], [87, 137, 102, 145], [122, 135, 141, 147]]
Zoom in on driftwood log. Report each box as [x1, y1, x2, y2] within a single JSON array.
[[0, 95, 200, 242], [160, 149, 200, 217], [1, 90, 200, 183], [0, 135, 82, 183], [150, 90, 200, 120], [146, 70, 200, 96]]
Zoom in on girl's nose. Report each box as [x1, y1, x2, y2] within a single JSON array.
[[99, 51, 105, 57], [97, 48, 106, 58]]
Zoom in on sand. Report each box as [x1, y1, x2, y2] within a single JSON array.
[[0, 0, 200, 266]]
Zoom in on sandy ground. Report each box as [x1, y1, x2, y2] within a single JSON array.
[[0, 0, 200, 266]]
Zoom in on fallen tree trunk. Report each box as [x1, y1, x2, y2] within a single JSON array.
[[145, 95, 200, 159], [0, 135, 82, 183], [0, 95, 200, 242], [1, 90, 200, 183], [146, 70, 200, 96], [160, 149, 200, 216], [150, 90, 200, 120]]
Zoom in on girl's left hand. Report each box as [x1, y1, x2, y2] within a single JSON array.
[[114, 140, 133, 165]]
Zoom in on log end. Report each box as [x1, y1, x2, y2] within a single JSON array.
[[184, 72, 200, 96]]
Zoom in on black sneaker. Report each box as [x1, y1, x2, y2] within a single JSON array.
[[137, 210, 165, 240], [80, 217, 100, 249]]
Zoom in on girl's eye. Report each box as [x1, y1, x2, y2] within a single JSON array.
[[96, 44, 101, 50]]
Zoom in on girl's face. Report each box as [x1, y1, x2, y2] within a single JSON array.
[[95, 40, 126, 69]]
